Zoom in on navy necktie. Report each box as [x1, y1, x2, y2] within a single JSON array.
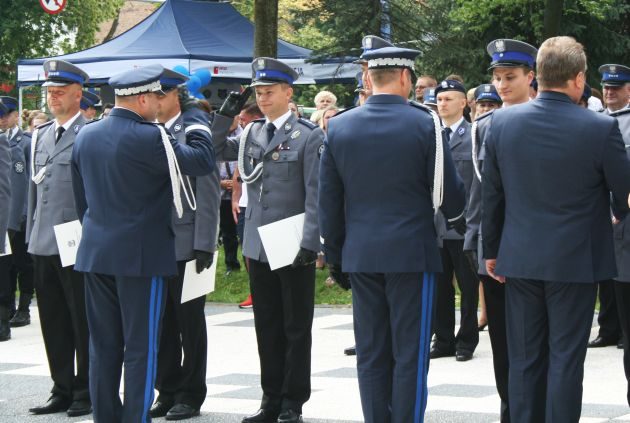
[[444, 127, 452, 143], [56, 127, 65, 144], [266, 123, 276, 144]]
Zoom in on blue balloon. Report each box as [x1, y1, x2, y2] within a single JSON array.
[[194, 68, 212, 86], [173, 65, 190, 76], [186, 75, 201, 93]]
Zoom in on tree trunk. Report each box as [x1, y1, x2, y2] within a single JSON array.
[[254, 0, 278, 58], [543, 0, 563, 39]]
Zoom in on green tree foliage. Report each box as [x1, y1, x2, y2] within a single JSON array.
[[0, 0, 124, 93]]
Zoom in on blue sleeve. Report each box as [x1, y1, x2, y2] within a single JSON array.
[[172, 108, 216, 177], [602, 119, 630, 219], [318, 135, 345, 266], [71, 137, 88, 223]]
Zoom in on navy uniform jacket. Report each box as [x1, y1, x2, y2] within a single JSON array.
[[0, 132, 10, 253], [612, 108, 630, 281], [435, 119, 474, 244], [71, 107, 215, 278], [168, 109, 220, 261], [482, 91, 630, 283], [319, 94, 466, 273], [7, 128, 31, 231], [27, 115, 86, 256], [212, 112, 324, 262]]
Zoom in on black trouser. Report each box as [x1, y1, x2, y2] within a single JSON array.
[[248, 259, 315, 413], [0, 231, 34, 311], [615, 281, 630, 407], [433, 239, 479, 354], [9, 230, 34, 313], [32, 254, 89, 401], [596, 279, 620, 341], [220, 199, 240, 269], [505, 278, 596, 423], [480, 274, 510, 423], [155, 261, 208, 409]]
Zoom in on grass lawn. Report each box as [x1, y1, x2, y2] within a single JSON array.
[[207, 246, 353, 305]]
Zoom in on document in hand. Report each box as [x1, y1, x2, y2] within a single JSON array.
[[0, 233, 11, 257], [257, 213, 305, 271], [53, 220, 82, 267], [181, 251, 219, 304]]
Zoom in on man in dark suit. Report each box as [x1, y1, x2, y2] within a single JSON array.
[[319, 46, 466, 423], [465, 38, 538, 423], [482, 36, 630, 423], [431, 79, 479, 362], [71, 65, 215, 422], [150, 75, 220, 421], [27, 60, 92, 417]]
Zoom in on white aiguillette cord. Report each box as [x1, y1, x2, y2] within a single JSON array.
[[237, 122, 264, 183], [30, 128, 46, 184], [430, 110, 444, 214], [157, 125, 197, 218], [471, 120, 482, 181]]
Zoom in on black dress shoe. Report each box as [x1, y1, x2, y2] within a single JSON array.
[[242, 408, 280, 423], [587, 336, 617, 348], [166, 403, 200, 420], [150, 400, 175, 418], [344, 345, 356, 356], [29, 395, 72, 414], [9, 310, 30, 327], [67, 399, 92, 417], [429, 347, 455, 359], [456, 351, 473, 362], [278, 409, 303, 423]]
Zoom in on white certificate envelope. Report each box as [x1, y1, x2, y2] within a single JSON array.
[[181, 251, 219, 304], [0, 233, 12, 257], [53, 220, 82, 267], [257, 213, 305, 271]]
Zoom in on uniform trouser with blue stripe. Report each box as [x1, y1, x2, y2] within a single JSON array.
[[84, 273, 166, 423], [351, 272, 435, 423]]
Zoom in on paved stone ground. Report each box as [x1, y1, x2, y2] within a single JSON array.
[[0, 303, 628, 422]]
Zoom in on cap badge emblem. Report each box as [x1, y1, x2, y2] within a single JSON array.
[[257, 58, 265, 68], [441, 81, 448, 88], [365, 37, 372, 49], [610, 65, 617, 73], [495, 40, 505, 53], [484, 85, 491, 92], [49, 61, 57, 71]]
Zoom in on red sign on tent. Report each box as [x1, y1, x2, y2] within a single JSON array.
[[40, 0, 67, 15]]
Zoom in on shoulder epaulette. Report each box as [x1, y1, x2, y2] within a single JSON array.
[[329, 106, 355, 118], [252, 118, 265, 124], [408, 100, 433, 114], [474, 109, 495, 122], [35, 120, 54, 130], [610, 108, 630, 118], [298, 117, 318, 129], [84, 119, 100, 125]]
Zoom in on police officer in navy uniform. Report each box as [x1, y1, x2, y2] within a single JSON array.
[[431, 79, 479, 362], [482, 36, 630, 423], [71, 65, 215, 423], [80, 91, 101, 121], [0, 100, 13, 340], [212, 58, 324, 423], [588, 64, 630, 349], [606, 65, 630, 405], [474, 84, 502, 116], [0, 96, 33, 334], [26, 60, 92, 417], [464, 38, 537, 423], [149, 72, 220, 421], [319, 46, 466, 423]]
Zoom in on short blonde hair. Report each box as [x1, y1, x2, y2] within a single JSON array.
[[537, 36, 587, 89], [314, 90, 337, 106]]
